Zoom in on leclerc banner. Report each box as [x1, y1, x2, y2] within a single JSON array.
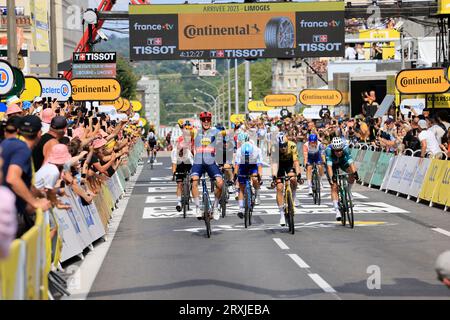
[[70, 78, 121, 101], [129, 2, 345, 60], [40, 78, 72, 102]]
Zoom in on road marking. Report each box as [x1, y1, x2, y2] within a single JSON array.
[[432, 227, 450, 237], [287, 253, 310, 268], [273, 238, 289, 250], [308, 273, 337, 293]]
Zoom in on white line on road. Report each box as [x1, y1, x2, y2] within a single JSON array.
[[432, 227, 450, 237], [273, 238, 290, 250], [287, 253, 310, 269], [308, 273, 337, 293]]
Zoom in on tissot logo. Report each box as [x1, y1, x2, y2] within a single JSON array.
[[299, 20, 341, 28], [133, 22, 174, 31], [184, 24, 260, 39]]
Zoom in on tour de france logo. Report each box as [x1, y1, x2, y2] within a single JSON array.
[[264, 17, 295, 49]]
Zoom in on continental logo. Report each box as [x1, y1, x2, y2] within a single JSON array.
[[299, 89, 342, 106], [263, 94, 297, 107], [184, 23, 260, 39], [395, 68, 450, 94], [71, 78, 121, 101]]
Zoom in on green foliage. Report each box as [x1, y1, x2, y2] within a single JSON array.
[[116, 55, 138, 100]]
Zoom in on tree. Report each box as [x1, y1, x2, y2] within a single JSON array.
[[116, 55, 138, 100]]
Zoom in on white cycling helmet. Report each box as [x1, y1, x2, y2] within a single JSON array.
[[277, 132, 287, 146], [331, 137, 344, 150], [148, 132, 155, 139]]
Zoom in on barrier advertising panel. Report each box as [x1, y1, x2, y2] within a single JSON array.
[[363, 151, 381, 184], [397, 156, 420, 194], [419, 159, 446, 202], [386, 155, 410, 193], [431, 160, 450, 206], [370, 152, 393, 187], [408, 157, 431, 199], [129, 2, 345, 60], [381, 156, 398, 190]]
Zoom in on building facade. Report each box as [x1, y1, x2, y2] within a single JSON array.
[[138, 77, 160, 131]]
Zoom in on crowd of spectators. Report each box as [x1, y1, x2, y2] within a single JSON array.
[[234, 105, 449, 160], [0, 94, 143, 259]]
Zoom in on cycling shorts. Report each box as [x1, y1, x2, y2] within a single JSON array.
[[238, 164, 258, 184], [306, 153, 323, 165], [175, 163, 192, 182], [190, 163, 222, 179], [277, 161, 296, 178]]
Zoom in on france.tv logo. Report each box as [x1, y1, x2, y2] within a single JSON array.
[[61, 84, 69, 97], [0, 69, 10, 88]]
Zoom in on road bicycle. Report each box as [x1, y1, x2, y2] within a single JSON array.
[[176, 172, 191, 219], [200, 174, 213, 238], [311, 163, 321, 205], [278, 175, 296, 234], [335, 170, 354, 228], [240, 174, 257, 228], [219, 167, 233, 218]]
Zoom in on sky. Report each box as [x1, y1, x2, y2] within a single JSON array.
[[88, 0, 248, 38]]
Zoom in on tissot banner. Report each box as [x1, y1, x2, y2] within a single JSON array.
[[129, 2, 345, 60]]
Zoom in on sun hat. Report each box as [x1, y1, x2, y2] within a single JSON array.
[[46, 144, 72, 165], [6, 95, 21, 106], [418, 119, 428, 129], [92, 138, 107, 149], [6, 104, 22, 116]]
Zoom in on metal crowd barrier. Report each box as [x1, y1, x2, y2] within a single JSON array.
[[0, 139, 144, 300]]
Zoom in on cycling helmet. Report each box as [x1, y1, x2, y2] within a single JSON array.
[[215, 123, 225, 131], [277, 132, 287, 147], [331, 137, 344, 150], [177, 119, 184, 128], [148, 132, 155, 139], [308, 134, 318, 143], [183, 120, 192, 129], [238, 132, 249, 142], [199, 111, 212, 121], [242, 143, 253, 157]]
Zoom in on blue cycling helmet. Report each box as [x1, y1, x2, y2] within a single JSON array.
[[242, 143, 253, 157], [215, 123, 225, 131], [308, 134, 318, 143], [238, 132, 249, 142], [22, 101, 32, 110]]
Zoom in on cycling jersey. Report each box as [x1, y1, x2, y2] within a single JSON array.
[[325, 145, 354, 170], [235, 142, 262, 184], [171, 136, 194, 165], [191, 127, 224, 178], [271, 140, 299, 163], [303, 142, 325, 165]]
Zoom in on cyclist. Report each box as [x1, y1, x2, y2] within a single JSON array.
[[303, 133, 325, 195], [215, 123, 235, 194], [234, 133, 263, 219], [147, 131, 158, 164], [190, 111, 226, 220], [325, 137, 359, 221], [270, 132, 303, 226], [172, 120, 194, 212]]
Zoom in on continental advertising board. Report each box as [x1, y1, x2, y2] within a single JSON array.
[[129, 2, 345, 60]]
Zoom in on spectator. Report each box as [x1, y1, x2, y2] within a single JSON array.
[[0, 186, 17, 259], [437, 110, 450, 131], [345, 43, 357, 60], [428, 115, 446, 145], [40, 108, 55, 134], [435, 251, 450, 288], [371, 43, 383, 59], [0, 115, 51, 237], [356, 43, 365, 60], [32, 115, 68, 171], [417, 119, 441, 158], [6, 104, 23, 119]]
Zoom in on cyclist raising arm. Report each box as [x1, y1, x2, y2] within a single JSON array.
[[303, 134, 325, 195], [325, 137, 359, 221], [172, 121, 194, 212], [190, 112, 226, 220], [234, 132, 263, 219], [147, 131, 158, 164], [270, 132, 303, 226]]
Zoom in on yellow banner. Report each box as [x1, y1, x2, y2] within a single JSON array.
[[359, 29, 399, 60], [71, 79, 122, 101], [119, 98, 131, 112], [438, 0, 450, 14], [263, 94, 297, 107], [20, 77, 42, 101], [431, 161, 450, 206], [230, 114, 246, 123], [299, 89, 342, 106], [248, 100, 273, 112], [131, 100, 143, 112], [396, 68, 450, 94], [30, 0, 50, 51], [419, 159, 447, 202]]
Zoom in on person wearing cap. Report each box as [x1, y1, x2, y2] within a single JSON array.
[[0, 115, 51, 237], [32, 115, 67, 171], [3, 116, 22, 140], [31, 97, 44, 115], [6, 104, 23, 118], [436, 251, 450, 288], [89, 138, 117, 177], [40, 107, 55, 134], [417, 119, 441, 158]]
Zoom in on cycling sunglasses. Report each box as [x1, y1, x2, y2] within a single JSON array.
[[201, 118, 211, 123]]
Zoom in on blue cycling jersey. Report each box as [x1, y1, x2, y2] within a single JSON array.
[[325, 145, 353, 169]]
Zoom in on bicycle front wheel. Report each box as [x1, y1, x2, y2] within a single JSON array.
[[339, 187, 346, 226], [221, 186, 227, 218], [244, 184, 250, 228], [344, 186, 354, 228], [286, 189, 295, 234], [203, 196, 211, 238], [183, 178, 189, 219]]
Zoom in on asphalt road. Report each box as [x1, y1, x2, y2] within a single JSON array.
[[88, 155, 450, 300]]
